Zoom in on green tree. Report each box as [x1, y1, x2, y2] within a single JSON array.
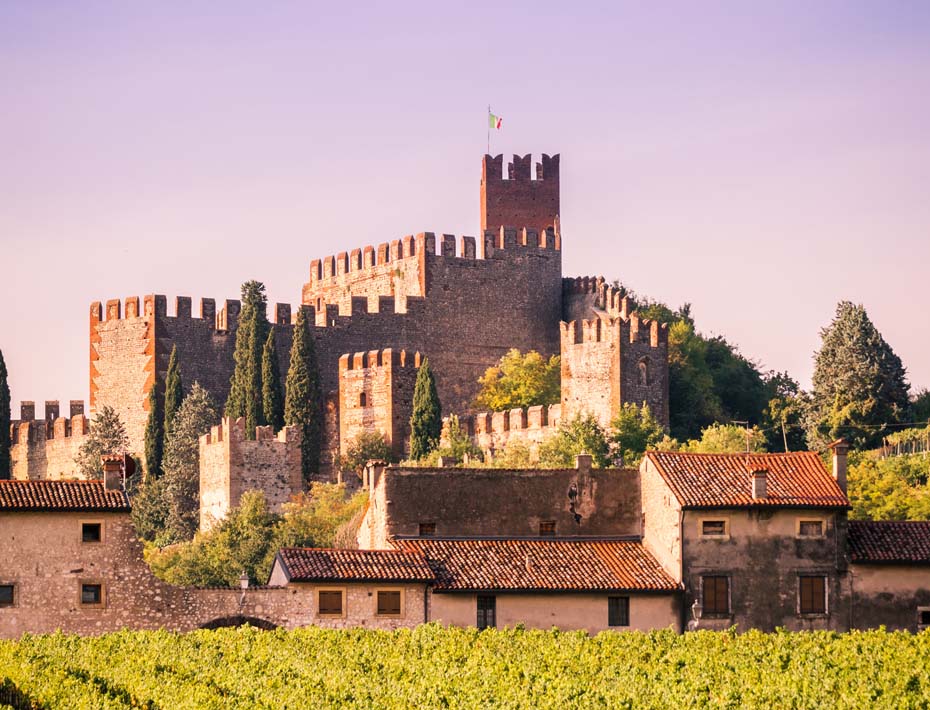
[[409, 358, 442, 460], [0, 350, 10, 479], [609, 403, 665, 466], [163, 345, 183, 437], [682, 423, 767, 453], [848, 451, 930, 520], [261, 329, 284, 431], [417, 415, 483, 466], [226, 281, 270, 438], [275, 484, 369, 549], [163, 383, 219, 542], [130, 476, 170, 544], [910, 388, 930, 424], [763, 371, 809, 452], [538, 413, 612, 468], [340, 430, 395, 476], [75, 406, 130, 479], [143, 384, 164, 478], [475, 349, 561, 411], [486, 440, 534, 468], [284, 307, 322, 477], [809, 301, 910, 449]]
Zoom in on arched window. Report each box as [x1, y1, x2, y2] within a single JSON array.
[[638, 358, 650, 387]]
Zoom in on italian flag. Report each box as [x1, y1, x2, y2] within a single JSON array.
[[489, 113, 502, 130]]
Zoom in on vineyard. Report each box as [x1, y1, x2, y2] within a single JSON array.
[[2, 625, 930, 709]]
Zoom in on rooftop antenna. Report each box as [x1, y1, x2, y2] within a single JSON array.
[[732, 420, 751, 455]]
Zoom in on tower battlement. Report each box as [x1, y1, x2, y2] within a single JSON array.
[[481, 153, 561, 233]]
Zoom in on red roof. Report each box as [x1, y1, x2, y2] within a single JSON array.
[[275, 548, 435, 583], [0, 480, 130, 512], [645, 451, 848, 509], [397, 538, 679, 592], [848, 521, 930, 564]]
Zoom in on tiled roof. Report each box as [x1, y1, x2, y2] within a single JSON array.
[[276, 548, 435, 583], [645, 451, 848, 509], [848, 521, 930, 564], [397, 538, 679, 592], [0, 480, 130, 512]]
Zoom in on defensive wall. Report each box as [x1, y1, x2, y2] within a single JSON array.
[[450, 404, 563, 461], [338, 349, 421, 460], [9, 401, 89, 480], [199, 417, 303, 532]]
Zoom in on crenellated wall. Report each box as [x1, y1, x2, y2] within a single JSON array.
[[562, 275, 633, 323], [199, 417, 303, 532], [9, 401, 90, 480], [481, 153, 560, 233], [451, 404, 563, 461], [338, 349, 421, 460], [560, 313, 669, 428]]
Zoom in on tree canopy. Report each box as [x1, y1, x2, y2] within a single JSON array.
[[409, 358, 441, 460], [284, 306, 322, 478], [75, 406, 130, 479], [226, 281, 270, 438], [475, 349, 560, 411], [262, 329, 285, 432]]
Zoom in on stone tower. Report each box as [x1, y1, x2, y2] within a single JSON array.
[[480, 154, 560, 234]]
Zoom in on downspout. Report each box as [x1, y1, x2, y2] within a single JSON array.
[[678, 507, 685, 633], [424, 586, 431, 624]]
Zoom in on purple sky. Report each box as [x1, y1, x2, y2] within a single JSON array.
[[2, 1, 929, 414]]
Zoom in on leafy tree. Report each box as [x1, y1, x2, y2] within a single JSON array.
[[75, 406, 130, 479], [226, 281, 270, 438], [610, 403, 665, 466], [682, 423, 767, 454], [910, 388, 930, 424], [163, 345, 183, 437], [486, 440, 534, 468], [538, 413, 612, 468], [0, 349, 10, 479], [340, 431, 395, 476], [275, 484, 368, 549], [809, 301, 910, 449], [409, 358, 442, 460], [285, 307, 322, 477], [763, 371, 809, 452], [130, 476, 170, 544], [416, 415, 483, 466], [475, 349, 560, 411], [143, 384, 163, 479], [848, 451, 930, 520], [261, 329, 284, 431], [162, 383, 219, 542]]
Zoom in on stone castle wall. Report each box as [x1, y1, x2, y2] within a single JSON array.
[[451, 404, 563, 460], [9, 401, 89, 480], [480, 153, 560, 233], [199, 417, 303, 531], [338, 349, 420, 460]]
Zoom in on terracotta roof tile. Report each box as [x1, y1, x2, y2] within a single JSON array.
[[0, 480, 130, 512], [645, 451, 848, 509], [848, 521, 930, 564], [397, 538, 679, 592], [276, 548, 435, 583]]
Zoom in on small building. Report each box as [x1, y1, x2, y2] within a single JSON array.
[[398, 537, 679, 632], [268, 548, 434, 629]]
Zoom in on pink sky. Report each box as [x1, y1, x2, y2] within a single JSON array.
[[1, 1, 929, 414]]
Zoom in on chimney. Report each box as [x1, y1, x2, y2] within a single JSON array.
[[751, 468, 767, 500], [101, 455, 124, 491], [575, 453, 592, 474], [525, 555, 533, 574], [828, 438, 849, 493]]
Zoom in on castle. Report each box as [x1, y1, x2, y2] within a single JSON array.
[[7, 153, 669, 481]]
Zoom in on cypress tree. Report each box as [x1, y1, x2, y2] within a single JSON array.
[[143, 382, 163, 478], [163, 345, 183, 439], [409, 357, 442, 460], [285, 307, 322, 477], [262, 329, 285, 431], [0, 350, 10, 480], [225, 281, 269, 439], [809, 301, 910, 449]]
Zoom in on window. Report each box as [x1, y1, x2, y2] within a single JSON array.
[[477, 595, 496, 629], [608, 596, 630, 627], [539, 520, 556, 537], [797, 520, 824, 538], [376, 590, 402, 616], [0, 584, 14, 607], [359, 393, 367, 407], [702, 576, 730, 616], [701, 520, 728, 538], [418, 522, 436, 537], [918, 608, 930, 630], [82, 522, 102, 543], [318, 590, 344, 616], [638, 358, 650, 386], [80, 583, 103, 606], [799, 576, 827, 614]]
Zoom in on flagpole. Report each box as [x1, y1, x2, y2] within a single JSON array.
[[487, 105, 491, 154]]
